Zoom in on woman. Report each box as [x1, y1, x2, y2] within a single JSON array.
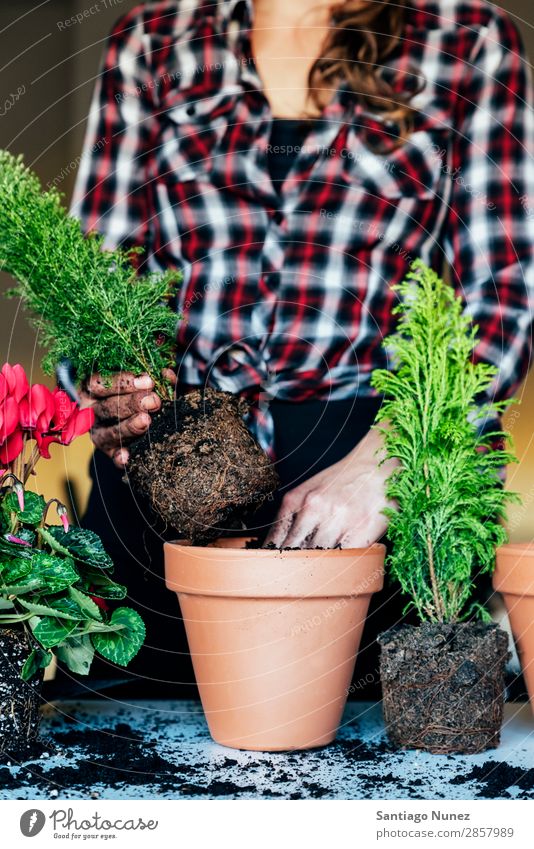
[[69, 0, 534, 695]]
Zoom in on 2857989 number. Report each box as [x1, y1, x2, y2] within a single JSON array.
[[461, 828, 514, 838]]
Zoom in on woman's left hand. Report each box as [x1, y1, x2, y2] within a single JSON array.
[[264, 427, 398, 549]]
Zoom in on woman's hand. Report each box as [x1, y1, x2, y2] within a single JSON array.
[[264, 427, 397, 549], [80, 368, 176, 468]]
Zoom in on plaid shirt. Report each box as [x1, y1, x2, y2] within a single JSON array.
[[71, 0, 534, 451]]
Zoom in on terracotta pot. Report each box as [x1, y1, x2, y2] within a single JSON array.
[[164, 537, 385, 751], [494, 543, 534, 711]]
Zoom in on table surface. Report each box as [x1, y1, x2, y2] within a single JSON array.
[[1, 700, 533, 800]]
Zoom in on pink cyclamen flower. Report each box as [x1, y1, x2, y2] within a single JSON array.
[[0, 363, 30, 465], [5, 534, 31, 547], [19, 383, 56, 432], [13, 481, 25, 512], [0, 364, 94, 466], [1, 364, 29, 404], [0, 429, 23, 465], [0, 392, 23, 465], [37, 391, 94, 459], [56, 503, 70, 533]]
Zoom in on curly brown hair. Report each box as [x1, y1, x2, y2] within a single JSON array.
[[309, 0, 423, 143]]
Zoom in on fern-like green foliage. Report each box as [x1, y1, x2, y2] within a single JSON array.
[[371, 260, 518, 623], [0, 150, 181, 398]]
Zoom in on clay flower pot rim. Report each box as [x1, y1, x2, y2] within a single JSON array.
[[164, 537, 385, 599], [496, 542, 534, 556], [494, 543, 534, 596], [168, 537, 386, 556]]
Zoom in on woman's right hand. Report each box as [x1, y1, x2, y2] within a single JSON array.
[[80, 369, 175, 468]]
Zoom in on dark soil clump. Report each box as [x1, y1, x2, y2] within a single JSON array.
[[0, 628, 43, 759], [450, 760, 534, 799], [127, 389, 278, 544], [245, 540, 337, 551], [378, 622, 509, 755], [0, 722, 198, 795]]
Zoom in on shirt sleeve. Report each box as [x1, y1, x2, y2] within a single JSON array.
[[443, 9, 534, 423], [70, 8, 156, 263]]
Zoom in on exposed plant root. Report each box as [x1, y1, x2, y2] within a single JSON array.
[[127, 389, 279, 544], [378, 622, 509, 754]]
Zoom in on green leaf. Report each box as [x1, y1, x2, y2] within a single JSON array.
[[2, 491, 46, 525], [31, 615, 78, 648], [18, 598, 81, 619], [30, 550, 79, 592], [91, 607, 145, 667], [16, 528, 36, 546], [21, 646, 53, 681], [37, 526, 71, 555], [56, 635, 95, 675], [76, 568, 127, 600], [42, 594, 87, 620], [0, 537, 34, 561], [0, 557, 31, 585], [68, 586, 103, 621], [47, 527, 114, 570], [0, 578, 44, 595]]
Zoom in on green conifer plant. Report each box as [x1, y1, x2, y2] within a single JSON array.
[[0, 150, 180, 397], [371, 260, 517, 623], [371, 260, 516, 754]]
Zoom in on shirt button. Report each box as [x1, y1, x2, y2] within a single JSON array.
[[186, 104, 196, 117], [273, 211, 284, 225]]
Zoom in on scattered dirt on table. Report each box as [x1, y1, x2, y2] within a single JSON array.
[[0, 722, 199, 796], [175, 780, 257, 796], [450, 761, 534, 799], [333, 738, 395, 762]]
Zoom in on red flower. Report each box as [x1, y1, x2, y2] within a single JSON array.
[[0, 428, 23, 465], [36, 389, 94, 459], [0, 364, 94, 466], [19, 383, 55, 432], [0, 389, 22, 465], [90, 595, 110, 612], [0, 364, 30, 464], [1, 363, 29, 404]]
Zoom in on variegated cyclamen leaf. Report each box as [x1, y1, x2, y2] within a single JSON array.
[[91, 608, 145, 667], [31, 615, 78, 649]]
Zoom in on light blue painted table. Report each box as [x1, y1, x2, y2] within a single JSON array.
[[1, 701, 532, 800]]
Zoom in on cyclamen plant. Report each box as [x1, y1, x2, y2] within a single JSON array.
[[0, 363, 145, 679]]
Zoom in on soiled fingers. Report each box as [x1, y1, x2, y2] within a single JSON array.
[[92, 390, 161, 422], [92, 413, 151, 457], [84, 371, 154, 399]]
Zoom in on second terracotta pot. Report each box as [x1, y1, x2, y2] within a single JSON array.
[[164, 538, 385, 751], [494, 543, 534, 712]]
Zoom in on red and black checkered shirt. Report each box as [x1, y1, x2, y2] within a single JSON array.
[[71, 0, 534, 451]]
